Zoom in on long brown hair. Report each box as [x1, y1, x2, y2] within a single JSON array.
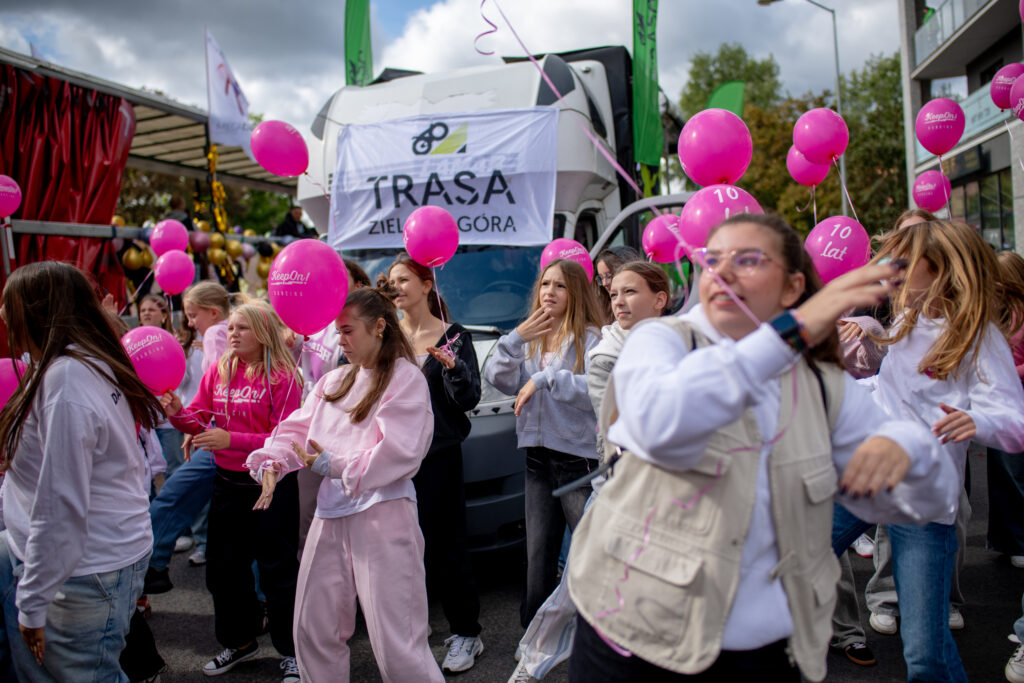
[[323, 288, 415, 423], [711, 213, 843, 367], [996, 251, 1024, 340], [526, 260, 604, 373], [615, 261, 672, 316], [893, 208, 937, 230], [870, 220, 998, 380], [385, 253, 450, 321], [0, 262, 163, 470], [342, 258, 372, 288], [217, 302, 300, 387]]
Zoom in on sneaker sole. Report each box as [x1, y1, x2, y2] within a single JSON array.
[[868, 616, 897, 636], [442, 643, 485, 673], [844, 648, 876, 667], [202, 648, 259, 677]]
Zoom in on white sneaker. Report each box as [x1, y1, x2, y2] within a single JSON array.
[[174, 536, 195, 553], [442, 635, 484, 672], [514, 644, 522, 661], [280, 656, 300, 683], [1011, 555, 1024, 568], [851, 533, 875, 558], [508, 658, 537, 683], [869, 612, 898, 635], [188, 550, 207, 566], [949, 607, 964, 630], [1007, 641, 1024, 683]]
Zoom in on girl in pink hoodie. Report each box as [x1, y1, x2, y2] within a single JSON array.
[[162, 301, 302, 680], [247, 287, 442, 683]]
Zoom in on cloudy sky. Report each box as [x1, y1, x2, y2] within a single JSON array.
[[0, 0, 902, 130]]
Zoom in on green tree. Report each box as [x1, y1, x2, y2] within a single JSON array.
[[678, 43, 783, 118]]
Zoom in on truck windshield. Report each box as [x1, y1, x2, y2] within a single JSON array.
[[347, 246, 542, 331]]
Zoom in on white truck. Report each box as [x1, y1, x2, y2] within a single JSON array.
[[297, 46, 686, 551]]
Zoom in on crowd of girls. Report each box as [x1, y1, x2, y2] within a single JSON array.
[[0, 209, 1022, 683]]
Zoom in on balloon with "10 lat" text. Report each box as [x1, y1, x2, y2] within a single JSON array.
[[805, 216, 871, 284], [677, 185, 763, 259], [268, 239, 349, 336]]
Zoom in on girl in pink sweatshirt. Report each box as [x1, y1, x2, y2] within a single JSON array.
[[247, 287, 442, 683], [162, 301, 302, 680]]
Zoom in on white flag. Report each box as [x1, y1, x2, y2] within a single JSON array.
[[205, 29, 253, 157]]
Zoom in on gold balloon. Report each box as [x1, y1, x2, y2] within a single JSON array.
[[225, 240, 243, 259], [256, 261, 271, 279], [207, 248, 227, 266], [111, 215, 126, 227], [271, 242, 282, 255], [197, 220, 212, 233], [243, 229, 257, 237], [259, 255, 274, 265], [122, 247, 143, 270], [209, 232, 226, 250], [140, 248, 154, 268]]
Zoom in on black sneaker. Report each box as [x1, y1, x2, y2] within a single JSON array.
[[844, 642, 876, 666], [202, 642, 259, 677], [143, 567, 173, 595]]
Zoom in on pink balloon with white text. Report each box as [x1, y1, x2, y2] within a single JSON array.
[[0, 175, 21, 217], [912, 170, 951, 212], [915, 98, 965, 156], [122, 326, 187, 395], [805, 216, 871, 284], [990, 63, 1024, 110], [268, 239, 349, 336], [540, 238, 593, 281], [642, 214, 684, 264], [677, 185, 763, 258], [150, 219, 189, 256]]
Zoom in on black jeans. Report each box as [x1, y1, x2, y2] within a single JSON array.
[[412, 444, 482, 637], [987, 447, 1024, 555], [206, 467, 299, 657], [522, 447, 593, 628], [569, 614, 800, 682]]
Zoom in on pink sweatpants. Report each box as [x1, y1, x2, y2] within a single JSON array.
[[293, 498, 444, 683]]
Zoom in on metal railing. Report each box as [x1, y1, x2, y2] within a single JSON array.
[[914, 0, 991, 67]]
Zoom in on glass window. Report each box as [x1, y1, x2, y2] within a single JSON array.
[[964, 181, 980, 231], [949, 185, 965, 222], [1001, 168, 1015, 250], [980, 173, 1001, 249]]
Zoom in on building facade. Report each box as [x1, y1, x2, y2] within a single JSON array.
[[898, 0, 1021, 252]]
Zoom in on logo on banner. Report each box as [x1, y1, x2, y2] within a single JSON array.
[[412, 122, 468, 155]]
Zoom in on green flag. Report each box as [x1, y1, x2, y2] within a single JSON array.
[[705, 81, 745, 117], [632, 0, 663, 168], [345, 0, 372, 86]]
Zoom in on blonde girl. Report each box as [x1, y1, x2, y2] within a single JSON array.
[[833, 220, 1024, 682], [483, 259, 604, 627]]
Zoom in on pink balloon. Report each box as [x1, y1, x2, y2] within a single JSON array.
[[0, 359, 26, 408], [991, 63, 1024, 110], [251, 120, 309, 177], [1012, 77, 1024, 123], [912, 170, 952, 212], [0, 175, 22, 217], [915, 98, 965, 156], [793, 108, 849, 164], [678, 185, 763, 257], [154, 251, 195, 295], [241, 243, 256, 259], [403, 206, 459, 268], [189, 231, 211, 253], [677, 109, 753, 187], [122, 326, 187, 395], [786, 145, 830, 188], [540, 238, 594, 281], [642, 214, 684, 264], [268, 240, 348, 335], [805, 216, 871, 284], [150, 219, 189, 256]]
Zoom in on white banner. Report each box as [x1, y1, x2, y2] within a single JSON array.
[[329, 107, 558, 250], [205, 29, 253, 157]]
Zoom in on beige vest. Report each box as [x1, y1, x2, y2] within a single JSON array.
[[567, 318, 845, 682]]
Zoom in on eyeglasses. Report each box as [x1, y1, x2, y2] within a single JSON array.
[[599, 272, 614, 286], [693, 248, 781, 276]]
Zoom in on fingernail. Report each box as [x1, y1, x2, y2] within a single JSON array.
[[887, 485, 894, 493], [839, 485, 848, 495], [851, 492, 861, 500]]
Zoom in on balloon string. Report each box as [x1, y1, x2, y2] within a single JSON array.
[[473, 0, 499, 56], [431, 266, 453, 349], [1003, 120, 1024, 174], [813, 186, 818, 226], [937, 154, 951, 213], [832, 158, 860, 223], [796, 189, 813, 213], [119, 269, 154, 315], [303, 171, 331, 202]]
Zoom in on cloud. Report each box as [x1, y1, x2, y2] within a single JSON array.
[[0, 0, 898, 133]]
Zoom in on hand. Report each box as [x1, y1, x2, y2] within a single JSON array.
[[182, 434, 193, 463], [840, 436, 911, 498], [253, 464, 279, 510], [838, 321, 866, 344], [101, 293, 117, 316], [192, 428, 230, 451], [514, 379, 539, 417], [933, 403, 976, 444], [797, 262, 905, 346], [19, 624, 44, 665], [426, 346, 455, 370], [160, 392, 183, 417], [291, 439, 324, 468], [516, 308, 555, 342]]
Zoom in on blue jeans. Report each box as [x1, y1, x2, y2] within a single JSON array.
[[149, 449, 215, 571], [1016, 592, 1024, 642], [155, 428, 184, 478], [0, 532, 147, 682]]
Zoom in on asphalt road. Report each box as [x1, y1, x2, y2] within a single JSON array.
[[148, 453, 1022, 682]]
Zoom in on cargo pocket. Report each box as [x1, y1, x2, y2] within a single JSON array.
[[802, 465, 838, 556]]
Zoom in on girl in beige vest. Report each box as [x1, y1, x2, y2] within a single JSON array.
[[566, 214, 960, 682]]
